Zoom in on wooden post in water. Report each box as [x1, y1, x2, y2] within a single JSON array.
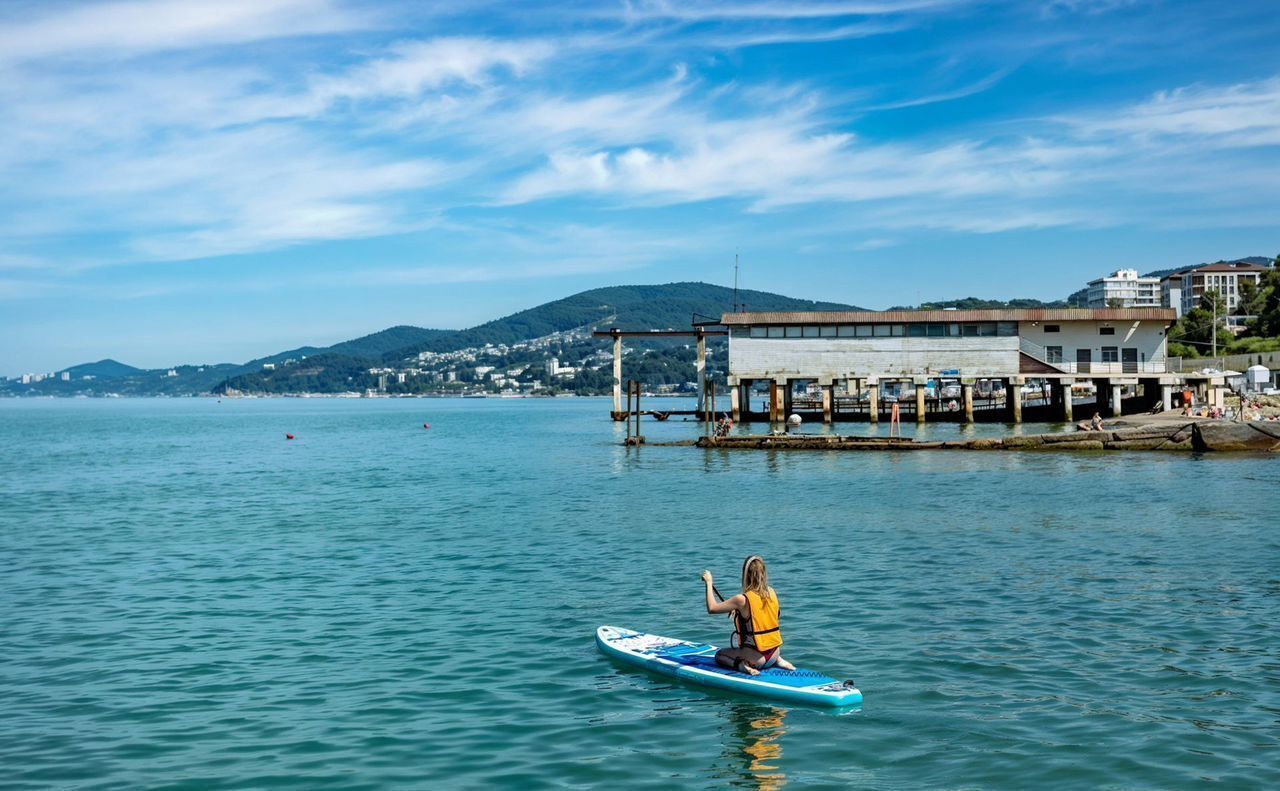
[[612, 331, 623, 417], [706, 376, 716, 435], [1062, 380, 1074, 422], [634, 381, 642, 442], [708, 380, 717, 437], [624, 379, 632, 443], [962, 381, 974, 424], [867, 377, 879, 424], [915, 381, 927, 424], [696, 330, 707, 415]]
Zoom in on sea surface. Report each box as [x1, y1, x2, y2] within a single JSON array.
[[2, 397, 1278, 789]]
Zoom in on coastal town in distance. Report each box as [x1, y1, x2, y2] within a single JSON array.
[[8, 258, 1280, 423]]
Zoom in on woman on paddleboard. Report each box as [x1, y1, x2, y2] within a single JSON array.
[[701, 556, 796, 675]]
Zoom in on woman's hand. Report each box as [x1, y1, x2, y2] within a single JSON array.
[[701, 570, 713, 585]]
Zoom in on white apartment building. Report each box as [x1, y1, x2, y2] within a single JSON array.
[[1085, 269, 1162, 308], [1166, 262, 1268, 324]]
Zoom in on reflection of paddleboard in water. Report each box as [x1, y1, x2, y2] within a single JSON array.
[[596, 626, 861, 707]]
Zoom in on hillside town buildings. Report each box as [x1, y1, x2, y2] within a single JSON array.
[[1086, 269, 1161, 309], [1085, 260, 1272, 330]]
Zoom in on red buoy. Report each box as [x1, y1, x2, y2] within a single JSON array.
[[286, 434, 295, 440]]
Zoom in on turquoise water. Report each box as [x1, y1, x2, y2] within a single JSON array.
[[2, 398, 1278, 789]]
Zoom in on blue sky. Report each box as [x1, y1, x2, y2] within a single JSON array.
[[2, 0, 1278, 374]]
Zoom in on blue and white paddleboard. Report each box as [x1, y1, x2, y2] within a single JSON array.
[[596, 625, 862, 708]]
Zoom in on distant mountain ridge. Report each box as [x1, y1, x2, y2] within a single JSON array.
[[381, 282, 865, 362], [11, 263, 1275, 395], [884, 297, 1070, 312], [61, 359, 144, 378], [8, 282, 862, 394], [241, 325, 452, 369]]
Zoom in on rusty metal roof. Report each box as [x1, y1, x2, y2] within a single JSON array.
[[720, 308, 1177, 324]]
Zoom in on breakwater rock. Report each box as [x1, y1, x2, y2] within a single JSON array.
[[693, 421, 1280, 453]]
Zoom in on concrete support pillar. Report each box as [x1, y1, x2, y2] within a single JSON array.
[[1006, 379, 1023, 423], [612, 333, 623, 414], [1161, 384, 1173, 413], [822, 384, 833, 424], [1111, 384, 1124, 416], [1062, 380, 1074, 422], [1094, 378, 1111, 416], [1213, 387, 1225, 409], [867, 378, 879, 423], [915, 382, 927, 423], [961, 382, 974, 424], [695, 332, 707, 413], [730, 383, 741, 423]]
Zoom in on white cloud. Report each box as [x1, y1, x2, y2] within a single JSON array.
[[854, 238, 896, 250], [1, 0, 1277, 277], [1069, 77, 1280, 147], [496, 72, 1280, 233], [311, 37, 554, 103], [0, 253, 50, 271], [614, 1, 962, 22], [0, 0, 371, 63]]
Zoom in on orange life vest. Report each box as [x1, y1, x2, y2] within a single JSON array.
[[736, 589, 783, 651]]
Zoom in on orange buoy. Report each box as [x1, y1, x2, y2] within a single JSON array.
[[286, 433, 295, 440]]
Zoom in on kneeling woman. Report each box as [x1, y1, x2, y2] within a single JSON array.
[[701, 556, 796, 675]]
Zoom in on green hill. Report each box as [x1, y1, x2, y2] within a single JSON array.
[[886, 296, 1071, 311], [61, 359, 144, 378], [217, 354, 379, 395], [383, 282, 864, 362], [243, 325, 451, 369]]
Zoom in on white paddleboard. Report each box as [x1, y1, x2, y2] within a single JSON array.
[[596, 625, 862, 708]]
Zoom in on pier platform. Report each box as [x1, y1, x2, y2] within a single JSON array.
[[679, 421, 1280, 453]]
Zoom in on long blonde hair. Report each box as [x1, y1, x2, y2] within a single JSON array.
[[743, 556, 773, 602]]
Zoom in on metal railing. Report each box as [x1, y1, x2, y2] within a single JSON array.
[[1020, 337, 1166, 374]]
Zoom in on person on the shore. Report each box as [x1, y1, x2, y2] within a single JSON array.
[[1090, 412, 1104, 431], [714, 416, 733, 437], [701, 557, 795, 676]]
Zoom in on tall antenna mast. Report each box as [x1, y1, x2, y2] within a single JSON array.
[[733, 253, 740, 313]]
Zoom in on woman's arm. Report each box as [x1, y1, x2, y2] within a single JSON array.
[[701, 570, 745, 614]]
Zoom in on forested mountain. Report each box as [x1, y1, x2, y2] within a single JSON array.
[[61, 359, 144, 378], [382, 282, 864, 362], [886, 297, 1070, 311], [241, 325, 452, 369], [10, 266, 1276, 397]]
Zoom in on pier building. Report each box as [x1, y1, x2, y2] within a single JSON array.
[[715, 307, 1220, 424]]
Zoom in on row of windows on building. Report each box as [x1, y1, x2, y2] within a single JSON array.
[[1043, 347, 1140, 363], [745, 322, 1129, 339], [747, 322, 1020, 339], [1041, 324, 1119, 335]]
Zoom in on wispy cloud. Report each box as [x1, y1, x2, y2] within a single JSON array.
[[863, 66, 1015, 110], [0, 0, 373, 63], [1067, 76, 1280, 147], [854, 237, 897, 250], [613, 0, 963, 22], [312, 37, 554, 102], [1, 0, 1277, 280]]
